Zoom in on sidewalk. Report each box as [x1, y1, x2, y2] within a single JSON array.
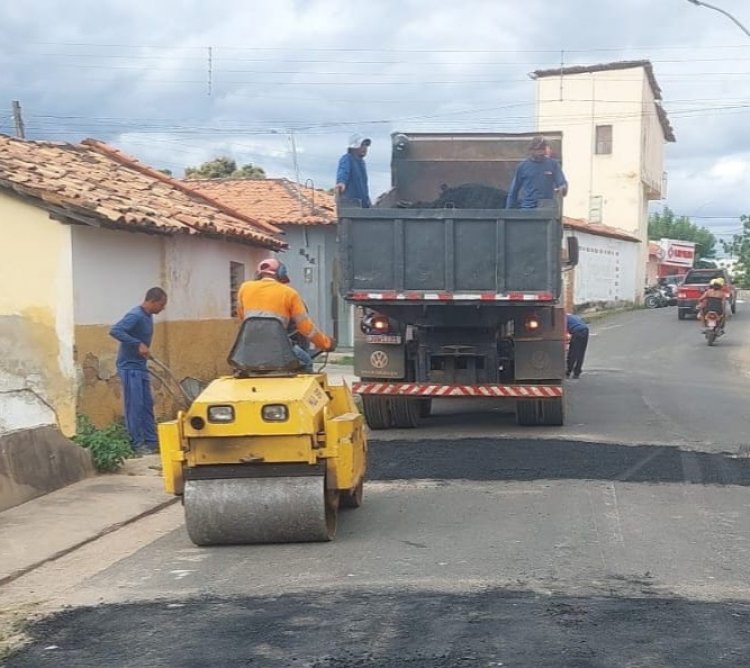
[[0, 456, 171, 586], [0, 365, 358, 587]]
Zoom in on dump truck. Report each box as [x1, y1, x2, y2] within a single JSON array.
[[338, 131, 578, 428]]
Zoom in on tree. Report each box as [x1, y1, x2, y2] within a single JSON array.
[[721, 215, 750, 288], [648, 207, 717, 262], [184, 156, 266, 180]]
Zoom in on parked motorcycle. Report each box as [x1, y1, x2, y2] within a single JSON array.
[[644, 285, 670, 309], [701, 310, 725, 346]]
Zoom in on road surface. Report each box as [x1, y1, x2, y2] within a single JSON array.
[[4, 306, 750, 667]]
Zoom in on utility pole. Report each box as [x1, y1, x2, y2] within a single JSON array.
[[12, 100, 25, 139], [685, 0, 750, 38]]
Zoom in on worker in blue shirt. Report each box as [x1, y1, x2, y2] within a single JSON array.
[[109, 287, 168, 454], [565, 313, 589, 379], [335, 133, 371, 208], [506, 136, 568, 209]]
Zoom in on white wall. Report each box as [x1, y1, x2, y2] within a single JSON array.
[[72, 226, 268, 324], [566, 230, 639, 304]]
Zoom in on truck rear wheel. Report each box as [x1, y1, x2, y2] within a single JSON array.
[[419, 398, 432, 418], [361, 396, 391, 430], [516, 398, 564, 426], [391, 397, 421, 428]]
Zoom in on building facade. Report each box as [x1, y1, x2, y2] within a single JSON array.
[[534, 61, 675, 300], [185, 178, 353, 349]]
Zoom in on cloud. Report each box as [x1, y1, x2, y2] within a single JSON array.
[[2, 0, 750, 218]]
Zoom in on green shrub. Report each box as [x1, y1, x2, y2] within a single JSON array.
[[73, 416, 134, 473]]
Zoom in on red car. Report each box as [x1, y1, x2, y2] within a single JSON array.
[[676, 268, 737, 320]]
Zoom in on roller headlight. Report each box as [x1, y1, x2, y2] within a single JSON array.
[[207, 405, 235, 423], [262, 404, 289, 422]]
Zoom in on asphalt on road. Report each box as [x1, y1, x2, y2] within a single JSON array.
[[6, 306, 750, 667]]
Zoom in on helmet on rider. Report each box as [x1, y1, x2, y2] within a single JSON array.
[[256, 257, 290, 284], [710, 277, 724, 288]]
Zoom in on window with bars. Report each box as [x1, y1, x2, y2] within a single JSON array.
[[230, 261, 245, 317], [595, 124, 613, 155]]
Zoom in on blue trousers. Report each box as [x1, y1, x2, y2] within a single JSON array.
[[293, 345, 313, 372], [119, 368, 157, 447]]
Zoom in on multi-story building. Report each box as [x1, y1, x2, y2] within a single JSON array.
[[533, 60, 675, 300]]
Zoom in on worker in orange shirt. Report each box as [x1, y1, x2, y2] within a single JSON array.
[[236, 258, 336, 371]]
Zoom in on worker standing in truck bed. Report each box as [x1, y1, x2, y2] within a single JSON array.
[[506, 136, 568, 209]]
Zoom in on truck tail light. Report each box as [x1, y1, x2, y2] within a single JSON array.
[[524, 314, 541, 333], [361, 312, 391, 335], [678, 291, 687, 299]]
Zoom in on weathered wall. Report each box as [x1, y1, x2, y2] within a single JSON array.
[[71, 226, 269, 427], [0, 425, 94, 512], [77, 319, 240, 426], [0, 192, 77, 436]]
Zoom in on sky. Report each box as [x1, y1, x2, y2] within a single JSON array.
[[2, 0, 750, 247]]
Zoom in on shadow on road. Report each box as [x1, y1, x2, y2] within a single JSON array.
[[6, 589, 750, 667], [368, 438, 750, 486]]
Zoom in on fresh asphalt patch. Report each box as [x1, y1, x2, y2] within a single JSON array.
[[6, 589, 750, 667], [366, 438, 750, 486]]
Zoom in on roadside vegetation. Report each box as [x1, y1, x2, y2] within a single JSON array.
[[72, 416, 133, 473]]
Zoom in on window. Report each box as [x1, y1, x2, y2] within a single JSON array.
[[230, 261, 245, 317], [595, 124, 613, 155]]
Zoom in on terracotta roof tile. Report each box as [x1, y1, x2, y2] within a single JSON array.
[[0, 135, 286, 250], [183, 178, 337, 226], [564, 216, 642, 243]]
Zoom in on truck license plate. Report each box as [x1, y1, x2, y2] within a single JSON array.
[[365, 334, 402, 344]]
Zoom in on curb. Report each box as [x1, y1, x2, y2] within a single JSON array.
[[0, 497, 179, 588]]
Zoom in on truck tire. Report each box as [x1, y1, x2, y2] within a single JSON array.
[[677, 309, 686, 320], [516, 398, 564, 426], [419, 398, 432, 418], [361, 396, 391, 430], [391, 397, 421, 428], [515, 399, 539, 426], [731, 299, 737, 314], [540, 397, 564, 426]]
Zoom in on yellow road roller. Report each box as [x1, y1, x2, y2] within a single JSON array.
[[158, 317, 367, 546]]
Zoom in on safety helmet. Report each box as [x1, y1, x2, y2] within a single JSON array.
[[256, 257, 290, 283]]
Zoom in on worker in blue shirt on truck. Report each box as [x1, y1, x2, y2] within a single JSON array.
[[506, 136, 568, 209], [109, 287, 168, 454], [335, 133, 372, 208]]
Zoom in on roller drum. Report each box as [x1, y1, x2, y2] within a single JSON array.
[[184, 476, 335, 545]]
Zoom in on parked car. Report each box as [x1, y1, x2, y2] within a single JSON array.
[[676, 268, 737, 320]]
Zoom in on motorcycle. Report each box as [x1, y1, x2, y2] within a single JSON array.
[[702, 310, 724, 346], [644, 285, 670, 309]]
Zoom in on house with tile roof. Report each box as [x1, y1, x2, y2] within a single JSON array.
[[185, 178, 353, 348], [0, 135, 283, 509]]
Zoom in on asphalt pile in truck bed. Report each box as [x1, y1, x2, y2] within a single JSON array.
[[398, 183, 508, 209]]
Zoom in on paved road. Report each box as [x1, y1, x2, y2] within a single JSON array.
[[376, 305, 750, 450], [5, 306, 750, 667]]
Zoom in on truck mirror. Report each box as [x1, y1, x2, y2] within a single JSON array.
[[566, 237, 579, 266]]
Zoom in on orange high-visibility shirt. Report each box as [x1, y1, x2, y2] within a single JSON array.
[[236, 278, 332, 350]]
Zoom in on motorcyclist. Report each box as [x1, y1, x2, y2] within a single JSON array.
[[236, 258, 336, 371], [696, 277, 728, 330]]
